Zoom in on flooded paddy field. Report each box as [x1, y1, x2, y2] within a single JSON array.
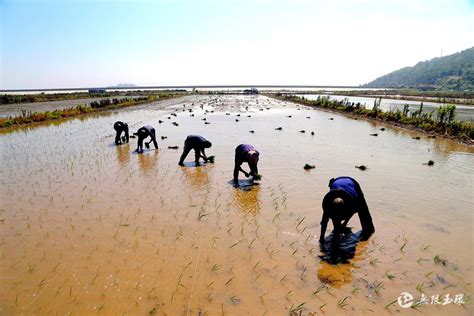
[[0, 96, 143, 118], [0, 95, 473, 315], [297, 94, 474, 123]]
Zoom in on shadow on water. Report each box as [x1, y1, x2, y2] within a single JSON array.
[[228, 179, 260, 191], [317, 229, 369, 288]]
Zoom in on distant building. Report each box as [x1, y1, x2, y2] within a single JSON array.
[[243, 88, 259, 94], [88, 89, 106, 94]]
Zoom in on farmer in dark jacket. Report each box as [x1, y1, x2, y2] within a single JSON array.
[[134, 125, 158, 153], [113, 121, 129, 145], [178, 135, 212, 166], [320, 176, 375, 243], [233, 144, 259, 184]]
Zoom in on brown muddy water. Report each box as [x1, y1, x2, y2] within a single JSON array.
[[0, 95, 473, 315]]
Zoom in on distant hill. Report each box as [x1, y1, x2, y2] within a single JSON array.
[[364, 47, 474, 91], [108, 83, 137, 88]]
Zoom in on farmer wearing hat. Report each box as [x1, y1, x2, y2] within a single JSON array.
[[233, 144, 259, 184], [319, 176, 375, 243], [113, 121, 129, 145], [134, 125, 158, 153], [178, 135, 212, 166]]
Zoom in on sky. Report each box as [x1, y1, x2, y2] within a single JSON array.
[[0, 0, 473, 90]]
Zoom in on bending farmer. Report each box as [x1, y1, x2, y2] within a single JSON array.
[[134, 125, 158, 153], [320, 176, 375, 243], [178, 135, 212, 166], [113, 121, 129, 145], [233, 144, 259, 184]]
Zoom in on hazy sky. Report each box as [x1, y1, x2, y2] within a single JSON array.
[[1, 0, 473, 89]]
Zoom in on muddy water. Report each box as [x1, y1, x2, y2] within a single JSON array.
[[0, 95, 472, 315]]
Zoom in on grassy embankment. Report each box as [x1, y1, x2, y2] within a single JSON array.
[[0, 93, 187, 129], [271, 94, 474, 143], [0, 89, 189, 104]]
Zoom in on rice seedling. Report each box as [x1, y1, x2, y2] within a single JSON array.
[[211, 264, 221, 272], [229, 240, 242, 249], [289, 302, 305, 314], [369, 258, 379, 266], [385, 299, 398, 309], [351, 286, 360, 294], [400, 240, 407, 252], [295, 217, 306, 230], [312, 284, 326, 296], [197, 208, 208, 221], [433, 254, 447, 266], [337, 296, 350, 308], [385, 271, 396, 280], [373, 281, 384, 294], [28, 263, 36, 273], [225, 278, 233, 285], [416, 282, 427, 292], [252, 261, 260, 271]]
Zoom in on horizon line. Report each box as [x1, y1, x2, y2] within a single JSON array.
[[0, 84, 367, 93]]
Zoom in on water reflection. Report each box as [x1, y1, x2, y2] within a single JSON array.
[[115, 143, 130, 168], [137, 150, 159, 172], [317, 237, 368, 288], [180, 164, 212, 191], [233, 183, 261, 214]]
